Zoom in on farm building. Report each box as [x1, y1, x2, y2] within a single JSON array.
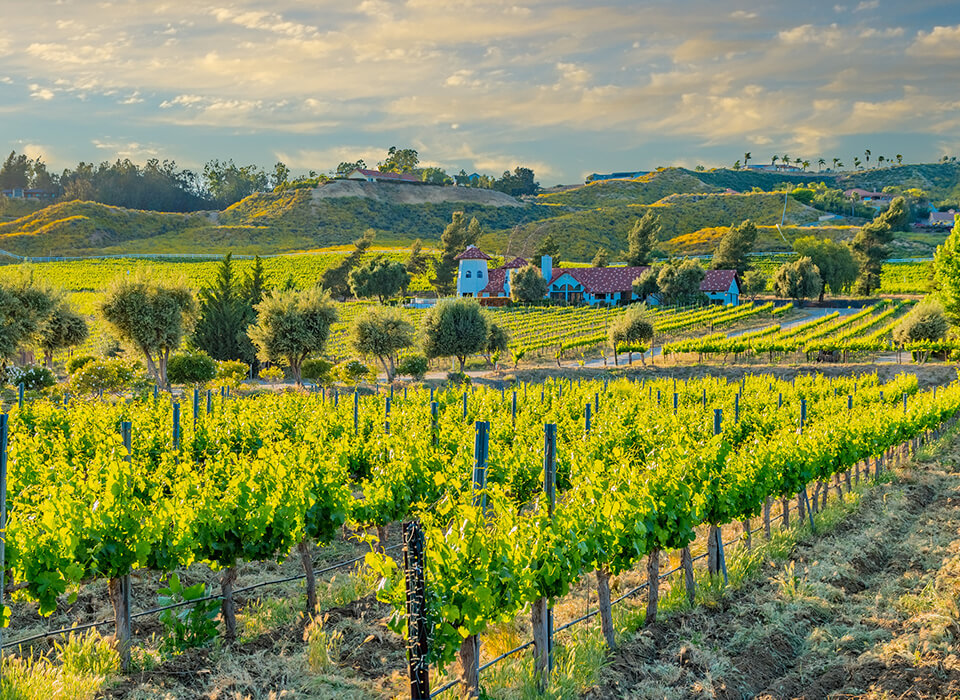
[[455, 245, 740, 306], [342, 168, 421, 184]]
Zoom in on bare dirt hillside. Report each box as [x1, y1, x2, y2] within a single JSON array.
[[310, 179, 524, 207]]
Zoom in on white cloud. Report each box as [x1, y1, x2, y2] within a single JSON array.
[[730, 10, 757, 19], [119, 91, 144, 104], [22, 143, 52, 162], [859, 27, 903, 39], [778, 24, 845, 48], [29, 84, 55, 100], [855, 0, 879, 11], [908, 25, 960, 58], [210, 7, 320, 38], [92, 139, 160, 160], [555, 62, 590, 85]]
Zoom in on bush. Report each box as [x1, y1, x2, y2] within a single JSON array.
[[397, 354, 428, 381], [336, 359, 374, 385], [446, 370, 471, 386], [66, 355, 97, 374], [301, 358, 335, 384], [259, 366, 285, 383], [69, 359, 149, 396], [6, 364, 56, 391], [893, 298, 948, 344], [157, 573, 220, 656], [167, 350, 218, 386], [216, 360, 249, 388]]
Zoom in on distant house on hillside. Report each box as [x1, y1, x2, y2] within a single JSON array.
[[843, 188, 894, 205], [1, 187, 55, 201], [455, 245, 740, 306], [585, 171, 650, 183], [343, 168, 421, 184], [925, 210, 957, 228]]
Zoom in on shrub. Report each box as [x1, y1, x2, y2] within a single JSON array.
[[397, 354, 428, 381], [301, 358, 335, 384], [446, 370, 471, 386], [66, 355, 97, 374], [216, 360, 249, 388], [259, 366, 285, 383], [156, 574, 220, 656], [6, 364, 56, 391], [336, 359, 374, 385], [69, 359, 149, 396], [167, 350, 218, 386], [893, 299, 948, 344]]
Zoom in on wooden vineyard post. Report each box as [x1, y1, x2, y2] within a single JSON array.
[[111, 420, 134, 670], [463, 391, 468, 421], [385, 396, 391, 435], [0, 414, 8, 658], [781, 497, 790, 529], [206, 389, 213, 414], [403, 520, 430, 700], [533, 424, 557, 690], [430, 402, 439, 448], [646, 547, 660, 625], [512, 391, 517, 428], [193, 388, 200, 428], [459, 421, 489, 699], [172, 402, 181, 450], [18, 383, 24, 410], [354, 390, 359, 434], [741, 518, 752, 549], [681, 546, 695, 606], [584, 403, 591, 434]]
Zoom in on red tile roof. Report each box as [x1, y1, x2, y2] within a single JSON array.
[[482, 268, 508, 295], [700, 269, 738, 292], [354, 168, 421, 183], [503, 257, 529, 269], [550, 266, 651, 294], [455, 245, 492, 261]]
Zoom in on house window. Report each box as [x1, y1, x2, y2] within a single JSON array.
[[465, 271, 472, 278], [477, 269, 483, 278]]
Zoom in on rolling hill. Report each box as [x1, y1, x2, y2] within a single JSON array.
[[1, 163, 957, 261]]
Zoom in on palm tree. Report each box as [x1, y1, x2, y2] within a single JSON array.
[[877, 155, 885, 167], [818, 158, 826, 171], [864, 149, 871, 164], [802, 160, 810, 172], [771, 155, 779, 166], [744, 152, 752, 167], [832, 157, 840, 170], [733, 159, 741, 170], [853, 157, 862, 169], [836, 160, 844, 169], [782, 154, 790, 167], [896, 154, 903, 165]]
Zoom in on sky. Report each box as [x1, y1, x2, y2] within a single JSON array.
[[1, 0, 959, 185]]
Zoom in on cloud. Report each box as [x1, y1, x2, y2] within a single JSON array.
[[22, 143, 52, 162], [730, 10, 757, 19], [273, 145, 385, 172], [26, 42, 117, 65], [210, 7, 320, 38], [854, 0, 879, 11], [908, 24, 960, 58], [119, 91, 144, 104], [93, 139, 160, 160], [778, 24, 845, 48], [29, 84, 55, 100]]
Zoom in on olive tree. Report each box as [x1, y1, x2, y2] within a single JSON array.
[[247, 287, 338, 386], [420, 298, 490, 373], [38, 303, 88, 368], [348, 257, 410, 302], [482, 321, 510, 366], [100, 279, 195, 389], [349, 307, 413, 382], [608, 306, 654, 366], [0, 276, 56, 368], [893, 298, 948, 363], [773, 257, 822, 305]]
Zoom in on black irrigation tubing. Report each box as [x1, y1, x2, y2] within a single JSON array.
[[430, 505, 797, 698], [0, 543, 404, 651]]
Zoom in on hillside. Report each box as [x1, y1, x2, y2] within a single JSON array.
[[534, 168, 721, 206], [836, 162, 960, 205], [484, 191, 823, 259]]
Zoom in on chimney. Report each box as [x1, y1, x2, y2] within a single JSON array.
[[540, 255, 552, 283]]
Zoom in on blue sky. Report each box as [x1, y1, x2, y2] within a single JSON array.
[[1, 0, 959, 184]]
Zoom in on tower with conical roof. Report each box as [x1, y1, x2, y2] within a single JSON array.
[[455, 245, 491, 297]]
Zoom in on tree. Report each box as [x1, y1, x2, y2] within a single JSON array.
[[167, 350, 218, 386], [631, 267, 660, 301], [349, 257, 410, 302], [483, 322, 509, 366], [534, 234, 560, 260], [893, 299, 948, 361], [711, 219, 757, 274], [378, 146, 419, 173], [877, 195, 910, 232], [247, 287, 338, 386], [0, 276, 56, 367], [419, 298, 490, 373], [37, 303, 88, 368], [657, 260, 705, 305], [100, 279, 195, 389], [624, 210, 662, 266], [792, 236, 857, 301], [431, 212, 480, 295], [349, 307, 413, 382], [321, 230, 375, 299], [510, 265, 548, 303], [0, 151, 30, 189], [202, 159, 269, 208], [336, 159, 365, 175], [271, 162, 290, 189], [743, 152, 751, 167], [419, 167, 452, 185], [493, 167, 539, 197], [773, 257, 821, 305], [591, 247, 609, 267], [851, 219, 894, 295], [406, 238, 428, 276], [896, 154, 903, 165], [191, 253, 253, 364], [741, 270, 768, 300], [934, 218, 960, 323], [608, 306, 654, 366], [818, 158, 826, 171]]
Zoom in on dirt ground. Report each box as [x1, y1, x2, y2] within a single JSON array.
[[584, 432, 960, 699]]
